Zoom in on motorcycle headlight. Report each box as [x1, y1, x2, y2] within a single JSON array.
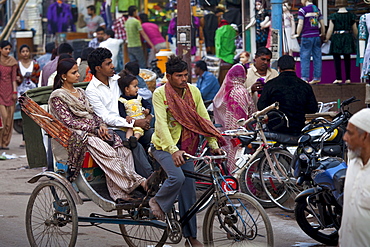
[[303, 146, 314, 154]]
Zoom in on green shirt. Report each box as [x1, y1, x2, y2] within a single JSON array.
[[215, 25, 236, 64], [151, 84, 219, 154], [125, 17, 142, 48]]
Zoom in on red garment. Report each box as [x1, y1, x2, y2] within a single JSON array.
[[112, 16, 128, 40], [0, 64, 17, 106]]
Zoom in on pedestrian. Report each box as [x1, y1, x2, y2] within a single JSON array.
[[257, 55, 318, 135], [99, 29, 123, 69], [78, 47, 94, 82], [36, 42, 55, 70], [149, 55, 225, 247], [339, 108, 370, 246], [139, 13, 167, 67], [17, 44, 40, 147], [194, 60, 220, 101], [88, 26, 105, 49], [293, 0, 325, 84], [85, 47, 153, 178], [41, 43, 73, 87], [78, 5, 106, 38], [245, 47, 278, 104], [0, 41, 18, 150], [213, 64, 256, 172], [17, 44, 40, 96], [125, 6, 155, 68]]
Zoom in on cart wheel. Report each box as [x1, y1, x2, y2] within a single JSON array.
[[13, 119, 23, 134], [26, 180, 78, 247], [118, 209, 168, 247]]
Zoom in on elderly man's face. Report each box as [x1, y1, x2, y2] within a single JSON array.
[[343, 123, 365, 157], [254, 54, 271, 72]]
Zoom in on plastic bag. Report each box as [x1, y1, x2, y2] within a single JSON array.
[[321, 40, 331, 55]]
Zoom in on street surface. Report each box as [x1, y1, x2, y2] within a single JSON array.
[[0, 131, 333, 247]]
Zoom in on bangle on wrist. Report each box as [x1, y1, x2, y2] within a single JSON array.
[[13, 91, 17, 94]]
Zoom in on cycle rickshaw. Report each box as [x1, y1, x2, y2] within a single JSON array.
[[22, 85, 274, 247]]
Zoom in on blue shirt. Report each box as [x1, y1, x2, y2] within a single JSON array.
[[196, 71, 220, 101]]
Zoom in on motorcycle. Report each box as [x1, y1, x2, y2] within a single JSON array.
[[293, 97, 359, 245]]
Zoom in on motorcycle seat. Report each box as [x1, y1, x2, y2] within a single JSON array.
[[264, 132, 300, 145]]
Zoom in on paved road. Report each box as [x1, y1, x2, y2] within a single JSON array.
[[0, 131, 332, 247]]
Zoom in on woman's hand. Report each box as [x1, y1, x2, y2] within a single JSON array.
[[12, 93, 17, 102], [172, 150, 186, 167], [97, 126, 110, 140]]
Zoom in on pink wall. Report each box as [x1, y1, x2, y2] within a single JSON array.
[[295, 57, 361, 84]]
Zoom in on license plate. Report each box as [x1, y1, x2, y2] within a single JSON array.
[[235, 147, 245, 159]]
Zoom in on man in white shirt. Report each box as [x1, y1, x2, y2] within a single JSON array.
[[85, 47, 153, 178], [99, 29, 123, 69], [245, 47, 278, 104], [339, 108, 370, 246]]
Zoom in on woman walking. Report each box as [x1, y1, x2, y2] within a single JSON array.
[[0, 41, 18, 150]]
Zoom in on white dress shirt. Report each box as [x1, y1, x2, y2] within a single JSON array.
[[339, 151, 370, 247], [85, 75, 134, 128]]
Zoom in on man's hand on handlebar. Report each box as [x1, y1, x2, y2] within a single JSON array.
[[210, 148, 224, 155], [173, 150, 186, 167]]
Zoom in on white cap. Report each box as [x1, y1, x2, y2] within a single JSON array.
[[231, 24, 238, 32], [349, 108, 370, 133]]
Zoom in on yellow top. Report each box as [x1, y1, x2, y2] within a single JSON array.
[[151, 84, 219, 154]]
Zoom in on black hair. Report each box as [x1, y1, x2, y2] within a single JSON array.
[[0, 40, 12, 48], [96, 26, 105, 33], [45, 42, 55, 53], [139, 13, 149, 23], [277, 55, 295, 71], [87, 5, 96, 13], [80, 47, 94, 61], [255, 47, 272, 57], [215, 7, 225, 14], [105, 29, 115, 38], [195, 60, 208, 71], [166, 55, 188, 75], [19, 44, 30, 52], [53, 57, 76, 90], [128, 5, 137, 16], [124, 61, 140, 76], [87, 47, 112, 76], [118, 70, 137, 95], [57, 43, 74, 55]]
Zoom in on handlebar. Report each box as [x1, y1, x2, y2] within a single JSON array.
[[341, 96, 359, 108], [184, 151, 228, 161], [221, 128, 255, 136], [237, 102, 279, 126]]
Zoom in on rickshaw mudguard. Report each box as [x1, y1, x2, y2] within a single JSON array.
[[74, 170, 117, 212], [28, 171, 84, 205]]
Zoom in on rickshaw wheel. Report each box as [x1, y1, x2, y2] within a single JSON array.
[[118, 209, 168, 247], [26, 180, 78, 247]]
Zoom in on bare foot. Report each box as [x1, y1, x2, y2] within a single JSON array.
[[185, 237, 203, 247], [149, 197, 165, 220]]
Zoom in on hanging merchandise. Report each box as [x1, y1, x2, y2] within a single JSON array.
[[47, 0, 75, 34]]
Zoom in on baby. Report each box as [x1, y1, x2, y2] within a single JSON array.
[[117, 70, 152, 149]]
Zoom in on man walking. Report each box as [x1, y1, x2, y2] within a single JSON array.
[[257, 55, 318, 135], [339, 108, 370, 246], [125, 6, 155, 68]]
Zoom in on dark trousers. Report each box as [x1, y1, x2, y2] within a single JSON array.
[[333, 53, 351, 80], [114, 128, 153, 178]]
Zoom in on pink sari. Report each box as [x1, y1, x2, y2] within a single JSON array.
[[213, 64, 256, 172]]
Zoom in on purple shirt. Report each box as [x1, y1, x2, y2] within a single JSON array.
[[141, 22, 166, 46], [298, 4, 322, 38]]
